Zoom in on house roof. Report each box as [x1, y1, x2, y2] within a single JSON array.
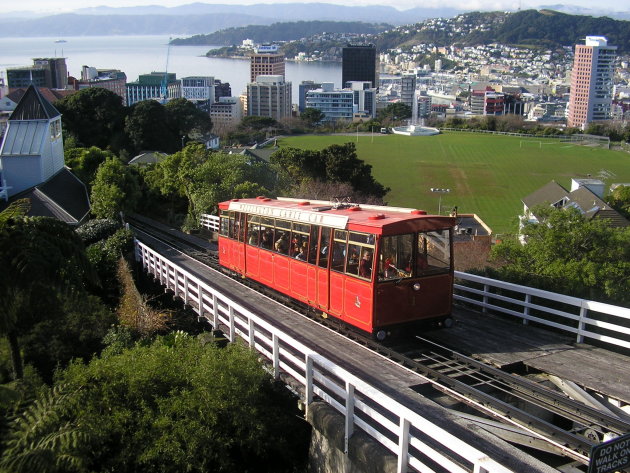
[[0, 120, 49, 156], [0, 168, 90, 225], [9, 85, 61, 121], [128, 151, 168, 166], [523, 180, 629, 228], [522, 181, 568, 209], [7, 87, 74, 107]]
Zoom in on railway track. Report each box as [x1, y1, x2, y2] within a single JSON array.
[[125, 214, 630, 468]]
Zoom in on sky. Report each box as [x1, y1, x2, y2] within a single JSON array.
[[7, 0, 630, 14]]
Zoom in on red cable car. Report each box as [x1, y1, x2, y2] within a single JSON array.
[[218, 197, 456, 340]]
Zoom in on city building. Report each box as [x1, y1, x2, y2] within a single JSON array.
[[126, 72, 181, 106], [246, 75, 292, 120], [348, 81, 376, 119], [471, 87, 505, 115], [567, 36, 617, 129], [342, 44, 377, 89], [298, 81, 322, 112], [181, 76, 215, 112], [78, 66, 127, 104], [400, 74, 416, 110], [214, 80, 232, 102], [250, 45, 285, 83], [209, 96, 243, 131], [7, 58, 68, 89]]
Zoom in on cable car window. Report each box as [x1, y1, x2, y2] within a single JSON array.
[[219, 210, 231, 237], [331, 230, 347, 273], [291, 222, 310, 258], [346, 232, 375, 280], [235, 212, 246, 242], [260, 218, 274, 250], [247, 216, 261, 246], [276, 219, 291, 231], [308, 225, 319, 264], [318, 228, 331, 268], [378, 234, 414, 281], [418, 229, 451, 275]]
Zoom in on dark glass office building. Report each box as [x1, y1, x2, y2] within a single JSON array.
[[342, 44, 377, 89]]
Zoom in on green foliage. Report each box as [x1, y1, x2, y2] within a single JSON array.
[[300, 107, 325, 126], [164, 98, 213, 140], [378, 102, 412, 122], [172, 20, 389, 46], [47, 334, 310, 472], [0, 384, 89, 473], [144, 143, 274, 229], [64, 147, 116, 188], [90, 158, 141, 219], [125, 100, 177, 154], [271, 142, 389, 198], [75, 218, 121, 245], [490, 206, 630, 304], [56, 87, 126, 153], [607, 185, 630, 220]]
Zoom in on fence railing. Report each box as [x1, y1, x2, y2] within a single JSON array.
[[135, 238, 514, 473], [200, 214, 219, 233], [454, 271, 630, 352]]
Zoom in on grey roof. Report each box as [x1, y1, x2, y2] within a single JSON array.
[[128, 151, 168, 166], [9, 85, 61, 121], [0, 168, 90, 225], [523, 180, 629, 228], [522, 181, 568, 209], [0, 120, 49, 155]]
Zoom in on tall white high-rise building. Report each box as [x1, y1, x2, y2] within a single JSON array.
[[567, 36, 616, 129]]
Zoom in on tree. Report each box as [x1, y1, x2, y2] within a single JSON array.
[[378, 102, 412, 122], [300, 107, 325, 126], [0, 213, 96, 379], [64, 146, 116, 187], [489, 206, 630, 305], [56, 88, 126, 153], [26, 333, 311, 472], [90, 157, 141, 219], [607, 185, 630, 219], [125, 100, 177, 154], [165, 98, 213, 144]]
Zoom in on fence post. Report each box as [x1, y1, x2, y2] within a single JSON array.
[[305, 355, 313, 417], [397, 417, 410, 473], [183, 275, 188, 305], [272, 333, 280, 380], [212, 293, 219, 329], [577, 302, 588, 344], [523, 294, 530, 325], [228, 306, 235, 342], [249, 318, 255, 348], [482, 284, 489, 314], [345, 382, 355, 454]]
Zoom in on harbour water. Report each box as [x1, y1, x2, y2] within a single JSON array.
[[0, 35, 342, 101]]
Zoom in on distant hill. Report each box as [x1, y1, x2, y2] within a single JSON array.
[[0, 3, 460, 37], [374, 9, 630, 53], [171, 21, 390, 46]]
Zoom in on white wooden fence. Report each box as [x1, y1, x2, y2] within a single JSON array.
[[453, 272, 630, 352], [135, 239, 514, 473]]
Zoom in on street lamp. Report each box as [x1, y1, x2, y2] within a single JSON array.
[[181, 135, 186, 150], [430, 187, 450, 215]]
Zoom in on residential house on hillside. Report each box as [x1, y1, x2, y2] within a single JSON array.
[[520, 179, 629, 237], [0, 85, 90, 225]]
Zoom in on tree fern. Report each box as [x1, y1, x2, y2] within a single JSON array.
[[0, 384, 89, 473]]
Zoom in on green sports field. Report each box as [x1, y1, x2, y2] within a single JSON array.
[[278, 132, 630, 234]]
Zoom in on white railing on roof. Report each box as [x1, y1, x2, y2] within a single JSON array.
[[201, 213, 630, 352], [454, 272, 630, 352], [135, 238, 515, 473]]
